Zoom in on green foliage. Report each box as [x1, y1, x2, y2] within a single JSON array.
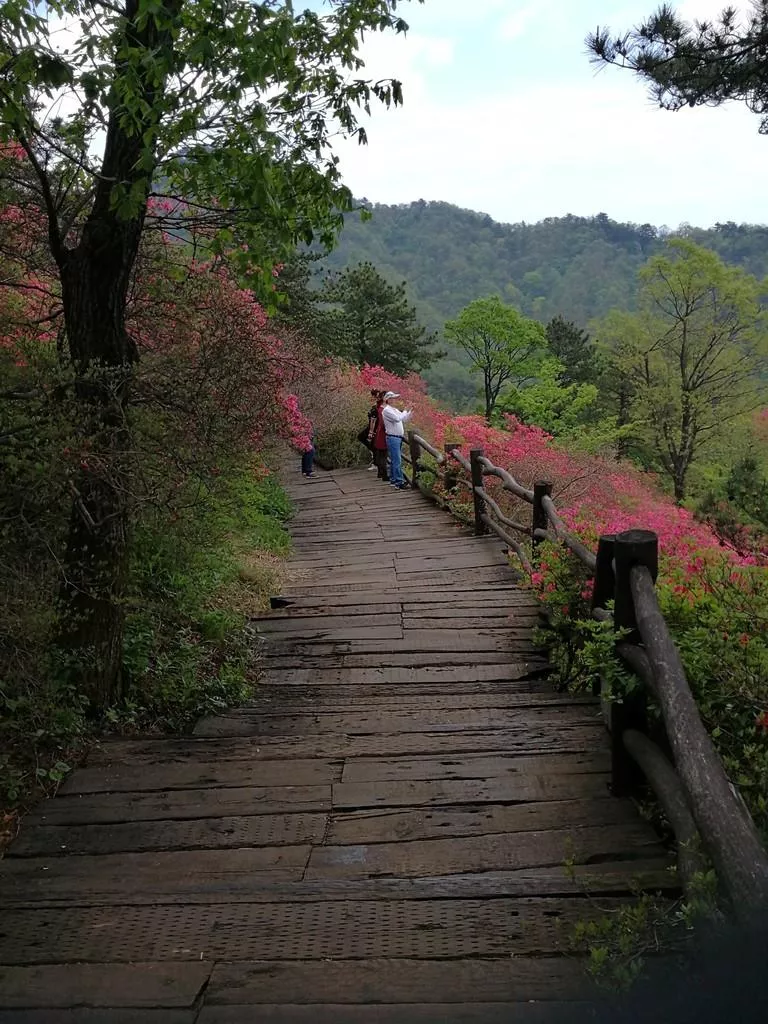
[[570, 875, 719, 992], [0, 1, 419, 273], [320, 261, 441, 373], [320, 204, 768, 398], [588, 2, 768, 133], [315, 427, 370, 470], [534, 544, 768, 839], [500, 358, 623, 453], [545, 315, 602, 385], [592, 241, 768, 501], [0, 463, 293, 811], [445, 296, 546, 418]]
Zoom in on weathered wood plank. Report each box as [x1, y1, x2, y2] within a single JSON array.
[[0, 847, 312, 901], [0, 1011, 196, 1023], [23, 786, 332, 826], [128, 723, 604, 759], [195, 1004, 600, 1024], [341, 751, 609, 784], [1, 859, 676, 909], [8, 812, 329, 858], [189, 706, 602, 740], [326, 798, 642, 845], [204, 959, 595, 1005], [0, 466, 674, 1015], [333, 775, 611, 810], [0, 964, 210, 1009], [0, 898, 632, 964], [59, 759, 342, 795], [259, 663, 547, 684], [306, 825, 664, 880]]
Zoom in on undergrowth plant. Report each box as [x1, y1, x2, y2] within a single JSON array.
[[0, 463, 293, 828]]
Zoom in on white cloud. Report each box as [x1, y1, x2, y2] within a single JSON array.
[[499, 3, 539, 41], [335, 70, 767, 226]]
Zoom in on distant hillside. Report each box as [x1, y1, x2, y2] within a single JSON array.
[[319, 202, 768, 406], [322, 202, 768, 326]]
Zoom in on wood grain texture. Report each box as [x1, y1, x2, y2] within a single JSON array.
[[0, 466, 673, 1018]]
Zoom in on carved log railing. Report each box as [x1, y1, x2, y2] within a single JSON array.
[[405, 432, 768, 922]]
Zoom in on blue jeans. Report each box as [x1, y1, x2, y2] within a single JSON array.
[[386, 434, 404, 486], [301, 447, 314, 475]]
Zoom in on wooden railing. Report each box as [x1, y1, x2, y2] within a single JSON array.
[[404, 431, 768, 922]]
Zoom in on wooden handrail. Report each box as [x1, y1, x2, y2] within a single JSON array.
[[631, 564, 768, 919], [403, 434, 768, 920], [474, 487, 529, 535], [477, 457, 534, 503]]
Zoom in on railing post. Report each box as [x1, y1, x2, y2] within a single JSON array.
[[591, 535, 616, 613], [532, 480, 553, 548], [444, 443, 460, 491], [614, 530, 658, 644], [408, 430, 420, 487], [609, 529, 659, 797], [469, 448, 486, 535], [590, 535, 616, 697]]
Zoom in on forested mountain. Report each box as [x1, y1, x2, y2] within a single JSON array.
[[320, 202, 768, 333]]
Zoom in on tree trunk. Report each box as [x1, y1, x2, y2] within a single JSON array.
[[54, 192, 145, 710], [484, 370, 493, 420], [50, 0, 175, 711], [673, 466, 687, 504]]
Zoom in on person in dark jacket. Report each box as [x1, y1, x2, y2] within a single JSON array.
[[370, 390, 389, 481], [301, 425, 316, 478]]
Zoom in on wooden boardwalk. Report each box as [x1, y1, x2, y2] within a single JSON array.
[[0, 468, 672, 1022]]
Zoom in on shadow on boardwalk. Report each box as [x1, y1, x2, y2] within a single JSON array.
[[0, 468, 675, 1022]]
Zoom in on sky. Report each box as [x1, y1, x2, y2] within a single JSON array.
[[328, 0, 767, 229]]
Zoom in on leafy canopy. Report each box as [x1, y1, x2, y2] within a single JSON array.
[[444, 296, 546, 419], [320, 260, 440, 374], [587, 2, 768, 134], [593, 240, 768, 501], [0, 1, 419, 277]]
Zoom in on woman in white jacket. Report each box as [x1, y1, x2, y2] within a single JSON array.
[[381, 391, 412, 490]]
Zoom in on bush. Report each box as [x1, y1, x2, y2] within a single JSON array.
[[0, 462, 293, 818], [533, 543, 768, 839]]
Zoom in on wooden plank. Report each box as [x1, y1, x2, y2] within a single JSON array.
[[259, 604, 401, 620], [259, 663, 547, 685], [0, 1011, 196, 1023], [265, 625, 405, 643], [24, 786, 332, 826], [327, 798, 642, 845], [196, 1004, 594, 1024], [0, 847, 312, 901], [191, 722, 602, 755], [188, 706, 600, 740], [0, 898, 633, 965], [341, 751, 609, 784], [59, 759, 342, 795], [333, 775, 611, 810], [254, 613, 401, 632], [204, 958, 595, 1004], [281, 570, 397, 589], [395, 554, 508, 573], [333, 636, 540, 655], [265, 653, 548, 670], [1, 859, 676, 909], [0, 964, 210, 1009], [306, 825, 665, 880], [8, 812, 329, 857]]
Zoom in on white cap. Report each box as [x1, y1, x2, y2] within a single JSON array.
[[383, 391, 400, 400]]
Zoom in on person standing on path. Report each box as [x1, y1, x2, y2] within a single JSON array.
[[370, 390, 389, 481], [301, 424, 316, 478], [365, 389, 379, 471], [382, 391, 412, 490]]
